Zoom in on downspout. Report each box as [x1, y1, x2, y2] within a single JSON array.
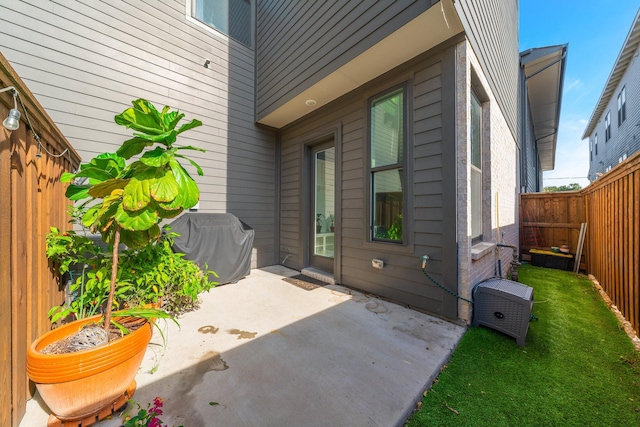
[[520, 64, 527, 192]]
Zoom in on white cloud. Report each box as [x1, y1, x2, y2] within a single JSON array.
[[563, 79, 582, 93]]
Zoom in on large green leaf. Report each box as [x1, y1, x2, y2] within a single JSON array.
[[95, 191, 123, 230], [114, 203, 158, 231], [92, 153, 126, 172], [88, 178, 129, 199], [176, 119, 202, 135], [132, 130, 178, 145], [122, 162, 159, 181], [163, 110, 184, 131], [176, 145, 206, 153], [82, 206, 99, 228], [65, 184, 91, 201], [140, 146, 174, 167], [175, 154, 204, 176], [150, 170, 179, 203], [69, 166, 114, 183], [122, 177, 151, 211], [119, 224, 160, 249], [169, 159, 199, 209], [114, 99, 164, 135], [61, 171, 75, 183], [117, 137, 153, 159], [155, 204, 184, 219]]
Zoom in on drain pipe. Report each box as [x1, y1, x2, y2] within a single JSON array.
[[496, 244, 521, 281]]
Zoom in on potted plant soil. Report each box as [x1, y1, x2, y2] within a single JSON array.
[[27, 99, 206, 425]]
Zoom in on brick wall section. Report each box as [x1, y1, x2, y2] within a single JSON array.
[[456, 41, 519, 323]]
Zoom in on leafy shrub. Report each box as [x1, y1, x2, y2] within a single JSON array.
[[47, 225, 217, 322]]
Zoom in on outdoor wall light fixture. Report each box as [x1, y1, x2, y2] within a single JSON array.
[[0, 85, 70, 161], [1, 86, 21, 131]]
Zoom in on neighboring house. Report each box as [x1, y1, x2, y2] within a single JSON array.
[[583, 9, 640, 181], [0, 0, 551, 324], [520, 45, 568, 192]]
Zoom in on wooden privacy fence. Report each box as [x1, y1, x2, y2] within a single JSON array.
[[0, 53, 81, 426], [519, 191, 587, 271], [583, 152, 640, 338], [520, 151, 640, 337]]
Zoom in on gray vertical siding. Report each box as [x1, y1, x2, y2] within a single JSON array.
[[255, 0, 436, 121], [455, 0, 519, 138], [0, 0, 277, 267], [279, 42, 459, 318]]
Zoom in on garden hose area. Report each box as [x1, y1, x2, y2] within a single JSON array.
[[421, 255, 474, 304]]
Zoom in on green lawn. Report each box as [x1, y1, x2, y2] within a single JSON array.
[[406, 264, 640, 427]]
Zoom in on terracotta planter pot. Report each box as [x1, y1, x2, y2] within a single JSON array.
[[26, 315, 152, 421]]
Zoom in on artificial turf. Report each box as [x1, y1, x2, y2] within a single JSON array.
[[405, 264, 640, 427]]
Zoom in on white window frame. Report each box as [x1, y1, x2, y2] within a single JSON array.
[[185, 0, 254, 48], [618, 86, 626, 126], [470, 91, 483, 243], [605, 111, 611, 142]]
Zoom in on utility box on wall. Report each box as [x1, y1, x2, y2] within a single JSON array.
[[472, 278, 534, 346]]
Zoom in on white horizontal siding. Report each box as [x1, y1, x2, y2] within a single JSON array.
[[0, 0, 277, 267]]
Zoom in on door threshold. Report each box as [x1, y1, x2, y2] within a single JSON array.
[[301, 267, 335, 285]]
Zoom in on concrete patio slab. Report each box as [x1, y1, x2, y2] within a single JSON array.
[[20, 266, 465, 427]]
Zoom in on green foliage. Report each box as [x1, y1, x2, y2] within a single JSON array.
[[61, 99, 204, 250], [47, 226, 217, 322], [543, 182, 582, 192], [48, 99, 209, 333], [46, 227, 103, 276], [374, 214, 402, 241], [123, 396, 183, 427], [118, 228, 218, 316], [405, 264, 640, 427]]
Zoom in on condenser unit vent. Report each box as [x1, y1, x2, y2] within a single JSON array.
[[472, 278, 534, 346]]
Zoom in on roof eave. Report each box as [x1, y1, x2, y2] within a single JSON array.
[[582, 9, 640, 139], [521, 44, 569, 171]]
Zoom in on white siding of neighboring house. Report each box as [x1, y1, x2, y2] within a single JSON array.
[[0, 0, 277, 267]]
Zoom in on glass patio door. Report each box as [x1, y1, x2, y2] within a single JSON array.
[[310, 144, 335, 273]]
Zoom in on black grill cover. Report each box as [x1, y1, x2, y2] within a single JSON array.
[[170, 213, 254, 284]]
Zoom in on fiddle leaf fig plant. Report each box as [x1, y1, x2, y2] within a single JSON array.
[[60, 99, 204, 336]]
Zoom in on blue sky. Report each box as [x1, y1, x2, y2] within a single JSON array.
[[519, 1, 639, 188]]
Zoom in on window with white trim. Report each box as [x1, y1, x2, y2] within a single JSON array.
[[189, 0, 253, 47], [470, 91, 483, 243], [605, 111, 611, 142], [618, 86, 626, 126], [595, 133, 598, 155]]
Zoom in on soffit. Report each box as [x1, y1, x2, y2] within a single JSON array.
[[257, 0, 464, 129], [521, 44, 568, 171]]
